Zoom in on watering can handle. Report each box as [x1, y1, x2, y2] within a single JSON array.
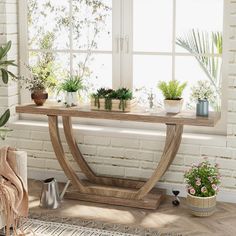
[[60, 180, 71, 200]]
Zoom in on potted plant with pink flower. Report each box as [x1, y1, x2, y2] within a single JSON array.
[[184, 160, 220, 217]]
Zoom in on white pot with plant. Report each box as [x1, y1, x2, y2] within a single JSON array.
[[191, 80, 216, 117], [157, 80, 187, 114], [184, 159, 221, 217], [58, 76, 83, 107]]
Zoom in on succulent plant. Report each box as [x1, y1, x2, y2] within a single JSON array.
[[92, 87, 133, 111]]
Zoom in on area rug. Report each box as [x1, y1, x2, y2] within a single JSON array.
[[21, 218, 136, 236], [27, 213, 182, 236]]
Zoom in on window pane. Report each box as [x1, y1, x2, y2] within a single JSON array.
[[72, 0, 112, 51], [28, 0, 70, 50], [73, 53, 112, 92], [175, 56, 221, 110], [133, 55, 172, 107], [133, 0, 173, 52], [176, 0, 223, 53]]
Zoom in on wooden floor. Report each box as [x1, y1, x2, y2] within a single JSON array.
[[29, 179, 236, 236]]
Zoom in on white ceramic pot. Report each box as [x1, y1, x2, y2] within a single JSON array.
[[164, 99, 183, 113], [65, 92, 78, 107], [187, 193, 216, 217]]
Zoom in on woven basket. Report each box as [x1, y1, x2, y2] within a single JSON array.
[[186, 194, 216, 217]]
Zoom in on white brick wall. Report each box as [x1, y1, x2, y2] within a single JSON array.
[[1, 0, 236, 203]]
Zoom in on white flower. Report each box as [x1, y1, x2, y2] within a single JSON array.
[[190, 80, 216, 103]]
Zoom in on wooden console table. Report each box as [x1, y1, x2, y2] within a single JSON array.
[[16, 104, 220, 209]]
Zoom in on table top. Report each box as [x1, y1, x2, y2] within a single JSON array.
[[16, 104, 221, 127]]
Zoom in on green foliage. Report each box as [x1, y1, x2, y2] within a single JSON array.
[[0, 109, 10, 128], [157, 80, 187, 100], [92, 87, 133, 111], [59, 76, 83, 92], [92, 88, 133, 100], [176, 29, 222, 110], [115, 88, 133, 100], [18, 32, 57, 92], [0, 41, 16, 139], [184, 160, 221, 197], [0, 41, 17, 84]]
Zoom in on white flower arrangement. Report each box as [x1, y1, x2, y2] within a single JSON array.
[[190, 80, 216, 103]]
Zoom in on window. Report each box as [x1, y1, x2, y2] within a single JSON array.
[[132, 0, 223, 110], [20, 0, 113, 104], [19, 0, 226, 133]]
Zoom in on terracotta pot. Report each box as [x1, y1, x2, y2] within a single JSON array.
[[164, 99, 183, 114], [31, 90, 48, 106], [187, 193, 216, 217]]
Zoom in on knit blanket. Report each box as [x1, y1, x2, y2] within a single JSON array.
[[0, 147, 28, 236]]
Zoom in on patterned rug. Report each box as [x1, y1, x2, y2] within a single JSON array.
[[26, 213, 181, 236], [21, 218, 136, 236]]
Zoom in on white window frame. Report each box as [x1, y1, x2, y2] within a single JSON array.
[[18, 0, 229, 135]]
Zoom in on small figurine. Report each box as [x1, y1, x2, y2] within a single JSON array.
[[147, 89, 156, 110]]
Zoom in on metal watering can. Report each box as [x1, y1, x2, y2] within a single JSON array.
[[39, 178, 70, 209]]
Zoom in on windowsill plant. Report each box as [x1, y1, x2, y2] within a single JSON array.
[[58, 76, 84, 107], [157, 80, 187, 114], [91, 88, 135, 112], [184, 159, 221, 217], [191, 80, 216, 117], [17, 64, 57, 106]]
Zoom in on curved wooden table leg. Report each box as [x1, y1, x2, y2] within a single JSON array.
[[135, 124, 183, 200], [62, 116, 144, 189], [48, 115, 87, 194], [62, 116, 97, 181]]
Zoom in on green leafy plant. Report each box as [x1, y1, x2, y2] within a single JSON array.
[[91, 88, 133, 111], [176, 29, 222, 110], [0, 41, 16, 139], [58, 76, 83, 93], [158, 80, 187, 100], [0, 41, 17, 84], [184, 160, 221, 197], [18, 65, 57, 92]]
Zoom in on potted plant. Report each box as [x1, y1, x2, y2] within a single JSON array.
[[184, 160, 220, 217], [91, 87, 135, 112], [58, 75, 83, 107], [157, 80, 187, 113], [191, 80, 216, 117], [17, 64, 57, 106], [0, 41, 16, 138]]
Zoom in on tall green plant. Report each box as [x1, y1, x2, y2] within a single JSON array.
[[158, 80, 187, 100], [0, 41, 16, 139], [176, 29, 222, 109]]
